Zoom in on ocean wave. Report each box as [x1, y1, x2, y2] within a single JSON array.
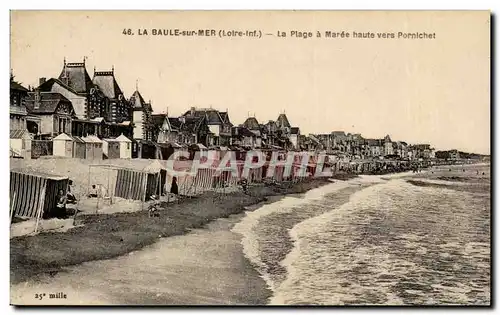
[[270, 178, 489, 305]]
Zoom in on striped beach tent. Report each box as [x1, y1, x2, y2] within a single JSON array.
[[193, 167, 217, 193], [10, 169, 69, 219], [114, 169, 148, 201]]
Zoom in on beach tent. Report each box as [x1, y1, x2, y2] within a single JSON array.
[[143, 160, 168, 197], [114, 161, 167, 201], [53, 133, 73, 157], [10, 169, 69, 219]]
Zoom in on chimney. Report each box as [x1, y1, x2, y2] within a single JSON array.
[[34, 89, 41, 109], [39, 77, 46, 86], [190, 107, 196, 116]]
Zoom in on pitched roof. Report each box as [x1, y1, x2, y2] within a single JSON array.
[[53, 133, 73, 141], [92, 71, 123, 100], [183, 108, 223, 125], [168, 117, 182, 130], [331, 131, 347, 138], [238, 127, 256, 137], [10, 80, 29, 92], [182, 116, 206, 133], [365, 138, 382, 146], [10, 129, 31, 139], [219, 112, 229, 123], [276, 114, 291, 129], [82, 135, 103, 143], [25, 92, 73, 114], [58, 62, 94, 94], [243, 117, 260, 130], [130, 90, 147, 110], [151, 114, 167, 126]]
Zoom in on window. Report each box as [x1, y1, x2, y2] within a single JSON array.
[[127, 143, 130, 149]]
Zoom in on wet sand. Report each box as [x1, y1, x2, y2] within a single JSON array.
[[11, 214, 273, 305]]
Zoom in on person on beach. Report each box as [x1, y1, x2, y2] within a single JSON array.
[[240, 178, 249, 194], [88, 185, 98, 198], [170, 177, 179, 195], [67, 180, 77, 204], [55, 189, 67, 218]]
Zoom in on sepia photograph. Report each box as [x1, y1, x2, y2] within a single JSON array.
[[8, 10, 490, 306]]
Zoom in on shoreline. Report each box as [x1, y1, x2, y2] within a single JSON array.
[[11, 212, 274, 305], [10, 176, 344, 286]]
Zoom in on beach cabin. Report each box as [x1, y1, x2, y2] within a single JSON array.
[[9, 130, 32, 159], [72, 136, 86, 159], [53, 133, 74, 157], [104, 134, 132, 159], [10, 169, 69, 219], [82, 135, 103, 160]]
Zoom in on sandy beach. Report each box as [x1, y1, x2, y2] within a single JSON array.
[[10, 160, 354, 305], [10, 212, 275, 305]]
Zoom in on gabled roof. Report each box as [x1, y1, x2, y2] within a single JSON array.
[[130, 90, 147, 110], [276, 114, 291, 129], [58, 62, 94, 94], [182, 116, 207, 133], [25, 92, 74, 115], [151, 114, 167, 127], [219, 112, 230, 124], [114, 134, 132, 142], [243, 117, 260, 130], [53, 133, 73, 141], [92, 70, 123, 100], [82, 135, 103, 143], [168, 117, 182, 130], [38, 77, 80, 95]]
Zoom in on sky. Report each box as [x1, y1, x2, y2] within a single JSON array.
[[10, 11, 490, 154]]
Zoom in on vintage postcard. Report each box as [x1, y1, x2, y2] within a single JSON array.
[[9, 10, 490, 306]]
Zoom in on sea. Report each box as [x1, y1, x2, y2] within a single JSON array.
[[232, 163, 491, 305]]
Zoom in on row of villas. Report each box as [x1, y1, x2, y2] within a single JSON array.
[[10, 58, 434, 161], [310, 133, 436, 160]]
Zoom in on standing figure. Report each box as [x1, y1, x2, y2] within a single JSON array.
[[170, 177, 179, 195], [67, 180, 77, 204]]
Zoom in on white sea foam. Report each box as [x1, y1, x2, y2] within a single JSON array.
[[268, 174, 490, 305], [231, 176, 379, 298]]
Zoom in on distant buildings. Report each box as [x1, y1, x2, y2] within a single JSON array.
[[130, 88, 153, 141], [10, 75, 29, 132], [10, 58, 468, 162]]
